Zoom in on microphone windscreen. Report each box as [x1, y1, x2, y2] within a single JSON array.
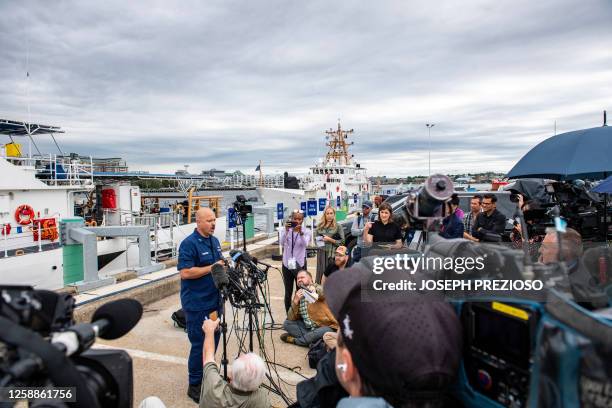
[[211, 263, 229, 289], [92, 298, 143, 340]]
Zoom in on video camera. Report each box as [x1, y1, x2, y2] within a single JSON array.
[[233, 195, 253, 219], [508, 179, 607, 241], [376, 175, 612, 407], [0, 285, 142, 408]]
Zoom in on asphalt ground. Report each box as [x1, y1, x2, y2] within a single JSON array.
[[95, 256, 319, 408]]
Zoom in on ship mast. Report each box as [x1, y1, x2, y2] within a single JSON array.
[[324, 121, 354, 166]]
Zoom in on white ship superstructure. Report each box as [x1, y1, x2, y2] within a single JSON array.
[[0, 119, 222, 290], [257, 122, 370, 215]]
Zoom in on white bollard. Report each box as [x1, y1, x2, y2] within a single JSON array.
[[278, 220, 283, 256]]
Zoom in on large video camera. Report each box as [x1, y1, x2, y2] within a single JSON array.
[[0, 286, 142, 408], [508, 179, 607, 241]]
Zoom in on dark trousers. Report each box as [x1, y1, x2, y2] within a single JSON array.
[[283, 319, 333, 347], [185, 309, 220, 385], [282, 260, 306, 313]]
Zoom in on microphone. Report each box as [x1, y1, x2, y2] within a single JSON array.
[[211, 263, 229, 291], [51, 298, 143, 356], [251, 257, 273, 269], [230, 249, 253, 263], [230, 250, 259, 269]]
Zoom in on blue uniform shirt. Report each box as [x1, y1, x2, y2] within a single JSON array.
[[178, 229, 222, 312]]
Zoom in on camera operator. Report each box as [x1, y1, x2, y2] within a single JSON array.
[[472, 194, 506, 242], [351, 201, 376, 262], [281, 209, 312, 312], [281, 270, 338, 347], [324, 266, 463, 408], [200, 318, 270, 408], [178, 207, 224, 403], [538, 228, 608, 309]]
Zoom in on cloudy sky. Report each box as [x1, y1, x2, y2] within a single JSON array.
[[1, 0, 611, 177]]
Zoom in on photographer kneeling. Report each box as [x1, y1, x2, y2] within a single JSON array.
[[200, 319, 270, 407], [282, 270, 338, 347]]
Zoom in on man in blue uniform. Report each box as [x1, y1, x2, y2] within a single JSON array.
[[177, 207, 224, 403]]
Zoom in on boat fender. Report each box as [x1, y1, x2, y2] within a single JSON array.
[[15, 205, 35, 225]]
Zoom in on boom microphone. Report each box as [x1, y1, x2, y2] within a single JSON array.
[[92, 298, 143, 340], [51, 298, 143, 356]]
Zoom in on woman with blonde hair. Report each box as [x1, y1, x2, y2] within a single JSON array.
[[316, 206, 345, 275]]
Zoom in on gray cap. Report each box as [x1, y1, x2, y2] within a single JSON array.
[[362, 200, 373, 209]]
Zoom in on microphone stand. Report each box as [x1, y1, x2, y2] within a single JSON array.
[[219, 289, 229, 381]]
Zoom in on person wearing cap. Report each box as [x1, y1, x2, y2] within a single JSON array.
[[324, 264, 463, 407], [281, 270, 338, 347], [322, 245, 351, 285], [351, 201, 376, 263]]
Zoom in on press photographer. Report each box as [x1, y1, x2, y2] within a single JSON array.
[[200, 318, 269, 408], [281, 209, 312, 313], [281, 270, 337, 347]]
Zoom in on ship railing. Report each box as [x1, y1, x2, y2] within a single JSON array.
[[1, 217, 61, 259], [1, 153, 94, 187], [105, 211, 183, 262]]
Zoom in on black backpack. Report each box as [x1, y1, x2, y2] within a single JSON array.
[[171, 308, 187, 331], [307, 338, 328, 369]]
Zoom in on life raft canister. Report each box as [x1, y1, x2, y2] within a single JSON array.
[[101, 188, 117, 209], [15, 205, 35, 225], [33, 218, 59, 242]]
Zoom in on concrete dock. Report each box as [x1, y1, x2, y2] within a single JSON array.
[[88, 254, 318, 407]]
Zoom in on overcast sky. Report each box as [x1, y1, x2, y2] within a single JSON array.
[[1, 0, 611, 176]]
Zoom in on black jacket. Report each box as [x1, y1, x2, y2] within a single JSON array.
[[473, 209, 506, 241]]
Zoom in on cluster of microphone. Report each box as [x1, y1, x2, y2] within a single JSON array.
[[210, 250, 272, 308]]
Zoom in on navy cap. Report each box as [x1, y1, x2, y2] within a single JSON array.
[[324, 260, 463, 391], [362, 201, 373, 209]]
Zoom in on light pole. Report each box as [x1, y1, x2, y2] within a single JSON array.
[[426, 123, 435, 176]]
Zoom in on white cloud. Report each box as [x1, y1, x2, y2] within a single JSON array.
[[0, 0, 610, 176]]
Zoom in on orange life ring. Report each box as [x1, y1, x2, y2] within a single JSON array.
[[15, 205, 35, 225]]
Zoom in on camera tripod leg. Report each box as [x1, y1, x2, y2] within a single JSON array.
[[256, 280, 275, 325]]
